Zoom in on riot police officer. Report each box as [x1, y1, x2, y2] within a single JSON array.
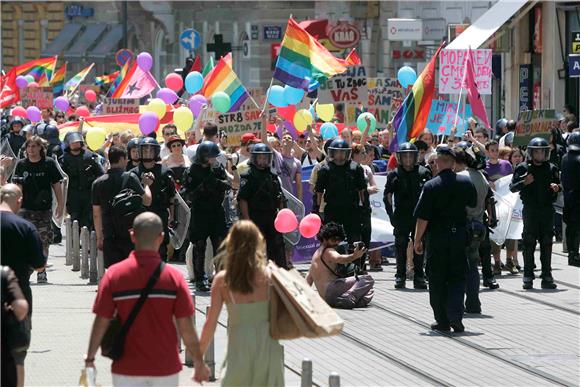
[[33, 123, 62, 159], [510, 137, 561, 289], [130, 138, 175, 261], [181, 141, 231, 291], [6, 117, 26, 156], [126, 137, 140, 171], [237, 143, 286, 268], [384, 142, 431, 289], [561, 132, 580, 267], [60, 132, 104, 229]]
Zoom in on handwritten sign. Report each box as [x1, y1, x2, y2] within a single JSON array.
[[426, 99, 473, 136], [439, 49, 492, 94], [216, 91, 264, 146], [514, 109, 558, 146], [318, 66, 368, 126], [367, 78, 404, 130], [20, 87, 53, 109], [102, 98, 139, 114]]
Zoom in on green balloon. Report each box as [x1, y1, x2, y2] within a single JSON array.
[[357, 112, 377, 134], [25, 75, 35, 83], [211, 92, 231, 113]]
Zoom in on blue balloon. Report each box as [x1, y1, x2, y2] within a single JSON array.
[[185, 72, 204, 94], [309, 105, 317, 121], [268, 85, 287, 107], [320, 122, 338, 140], [283, 85, 305, 105], [397, 66, 417, 88]]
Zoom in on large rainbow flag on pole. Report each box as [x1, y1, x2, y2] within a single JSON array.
[[273, 18, 361, 90], [51, 63, 67, 96], [390, 43, 445, 151], [201, 53, 253, 112], [64, 63, 95, 96], [14, 56, 58, 77]]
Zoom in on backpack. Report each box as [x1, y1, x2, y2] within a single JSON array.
[[110, 173, 144, 240]]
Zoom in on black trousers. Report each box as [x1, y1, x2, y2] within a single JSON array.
[[393, 217, 424, 280], [190, 207, 227, 282], [478, 228, 493, 281], [564, 203, 580, 258], [251, 211, 286, 269], [103, 237, 133, 268], [325, 205, 365, 268], [522, 206, 554, 279], [67, 193, 93, 229]]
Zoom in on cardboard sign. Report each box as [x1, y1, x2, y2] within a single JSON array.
[[102, 98, 139, 114], [439, 49, 492, 94], [216, 92, 265, 146], [426, 99, 473, 136], [514, 109, 558, 146], [20, 87, 53, 109], [318, 66, 368, 126], [366, 78, 404, 130]]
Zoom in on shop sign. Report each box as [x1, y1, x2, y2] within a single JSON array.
[[387, 19, 422, 41], [328, 22, 360, 49]]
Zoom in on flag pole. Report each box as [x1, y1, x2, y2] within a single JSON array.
[[261, 77, 274, 114], [66, 62, 95, 98], [450, 86, 464, 143]]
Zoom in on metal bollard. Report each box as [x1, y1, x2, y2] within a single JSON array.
[[72, 220, 80, 271], [89, 231, 98, 284], [80, 227, 90, 279], [205, 305, 216, 381], [64, 216, 72, 266], [97, 250, 104, 281], [301, 359, 313, 387], [329, 372, 340, 387], [184, 293, 196, 367]]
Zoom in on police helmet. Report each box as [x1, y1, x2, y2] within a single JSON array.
[[453, 141, 473, 165], [127, 137, 140, 152], [195, 141, 221, 164], [138, 137, 161, 162], [250, 142, 273, 168], [436, 144, 457, 159], [34, 123, 59, 144], [495, 118, 508, 136], [328, 139, 351, 163], [566, 131, 580, 152], [64, 131, 84, 147], [395, 142, 418, 165], [526, 137, 550, 163], [21, 124, 34, 135], [10, 117, 25, 130]]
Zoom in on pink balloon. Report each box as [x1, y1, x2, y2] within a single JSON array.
[[165, 73, 183, 92], [188, 94, 207, 118], [139, 111, 159, 135], [26, 106, 41, 122], [28, 82, 39, 88], [274, 209, 298, 233], [157, 88, 178, 105], [299, 214, 322, 238], [85, 89, 97, 103], [76, 106, 90, 118], [11, 106, 27, 118]]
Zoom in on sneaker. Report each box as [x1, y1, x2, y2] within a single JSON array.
[[450, 321, 465, 333], [195, 280, 210, 292], [522, 277, 533, 290], [37, 270, 47, 284], [505, 259, 519, 275], [430, 322, 450, 331], [513, 257, 522, 271], [493, 262, 502, 276], [540, 276, 557, 289], [483, 277, 500, 289], [394, 277, 405, 289], [568, 254, 580, 267], [413, 277, 428, 289]]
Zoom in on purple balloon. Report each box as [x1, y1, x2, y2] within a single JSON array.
[[139, 111, 159, 135], [137, 52, 153, 72], [26, 106, 41, 122], [188, 95, 208, 118], [54, 96, 70, 112], [15, 76, 28, 89], [156, 87, 178, 105]]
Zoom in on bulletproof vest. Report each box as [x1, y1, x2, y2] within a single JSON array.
[[133, 164, 173, 209], [321, 161, 360, 207], [392, 165, 430, 214], [245, 167, 282, 212], [61, 150, 100, 191], [184, 163, 227, 206], [518, 162, 558, 207], [7, 133, 25, 156]]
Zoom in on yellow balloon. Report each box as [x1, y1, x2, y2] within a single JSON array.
[[147, 98, 166, 119], [85, 127, 107, 151], [173, 106, 194, 132], [293, 109, 313, 133], [316, 103, 334, 122]]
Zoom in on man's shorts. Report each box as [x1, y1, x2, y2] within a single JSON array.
[[19, 209, 53, 255], [10, 317, 31, 365]]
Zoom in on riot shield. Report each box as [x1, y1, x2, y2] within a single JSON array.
[[51, 155, 68, 228], [0, 137, 18, 179], [170, 191, 191, 249], [282, 187, 305, 246]]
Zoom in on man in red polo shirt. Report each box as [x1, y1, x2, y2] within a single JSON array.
[[83, 212, 209, 386]]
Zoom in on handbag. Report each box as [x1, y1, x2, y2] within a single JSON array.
[[101, 262, 164, 360]]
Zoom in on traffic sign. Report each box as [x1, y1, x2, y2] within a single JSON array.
[[180, 28, 201, 52], [242, 40, 250, 59], [569, 54, 580, 78], [571, 31, 580, 54], [115, 49, 134, 67]]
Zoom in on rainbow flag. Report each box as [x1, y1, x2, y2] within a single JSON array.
[[14, 56, 57, 77], [95, 71, 119, 86], [64, 63, 95, 95], [201, 53, 251, 112], [51, 63, 67, 96], [37, 72, 51, 87], [107, 61, 131, 96], [390, 42, 445, 151], [273, 18, 361, 90]]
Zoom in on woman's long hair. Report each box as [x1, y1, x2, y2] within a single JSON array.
[[220, 220, 267, 294]]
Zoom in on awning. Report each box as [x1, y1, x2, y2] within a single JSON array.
[[90, 25, 124, 63], [446, 0, 531, 49], [65, 23, 108, 61], [41, 23, 83, 57]]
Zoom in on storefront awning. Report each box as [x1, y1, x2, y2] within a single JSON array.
[[89, 25, 124, 63], [64, 23, 108, 61], [41, 23, 83, 57], [446, 0, 530, 49]]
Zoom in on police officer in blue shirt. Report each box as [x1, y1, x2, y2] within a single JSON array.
[[413, 145, 477, 333]]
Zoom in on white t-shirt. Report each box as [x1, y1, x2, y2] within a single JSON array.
[[160, 143, 170, 159], [185, 143, 227, 167]]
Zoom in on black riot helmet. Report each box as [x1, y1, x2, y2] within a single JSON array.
[[64, 131, 84, 148], [250, 143, 273, 169], [395, 142, 419, 165], [526, 137, 550, 163], [127, 137, 140, 162], [195, 141, 221, 164], [34, 123, 60, 144], [567, 131, 580, 152], [453, 141, 472, 166], [21, 124, 34, 135], [495, 118, 508, 137], [328, 139, 351, 165], [138, 137, 161, 162], [10, 116, 25, 131]]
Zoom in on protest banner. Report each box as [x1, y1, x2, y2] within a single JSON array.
[[367, 77, 404, 130], [426, 99, 473, 136], [216, 92, 265, 146], [490, 174, 523, 245], [20, 87, 53, 109], [318, 66, 368, 126], [513, 109, 558, 146], [101, 98, 140, 114], [439, 49, 492, 94]]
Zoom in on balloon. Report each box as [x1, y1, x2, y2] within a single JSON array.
[[157, 88, 178, 105], [26, 106, 41, 122], [85, 127, 107, 151], [211, 91, 231, 113], [15, 76, 28, 89], [267, 85, 287, 107], [356, 112, 377, 134], [76, 106, 90, 118], [11, 106, 27, 118], [185, 72, 204, 94], [188, 94, 207, 118], [293, 109, 313, 133], [274, 209, 299, 233], [25, 75, 35, 84], [84, 89, 97, 103], [165, 73, 183, 92], [283, 85, 305, 105], [299, 214, 322, 238], [139, 111, 159, 135], [319, 122, 339, 140], [397, 66, 417, 88], [137, 52, 153, 71], [173, 106, 193, 132], [54, 96, 70, 112], [316, 103, 334, 122], [147, 98, 167, 119], [28, 82, 39, 88]]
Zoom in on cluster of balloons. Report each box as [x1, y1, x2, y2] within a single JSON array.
[[268, 85, 305, 107], [397, 66, 417, 88], [274, 209, 322, 239]]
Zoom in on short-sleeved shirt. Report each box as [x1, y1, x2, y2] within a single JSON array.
[[485, 159, 512, 182], [13, 157, 62, 211], [279, 154, 302, 196], [93, 251, 194, 377]]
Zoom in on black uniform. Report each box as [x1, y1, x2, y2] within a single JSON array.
[[561, 149, 580, 265], [414, 168, 477, 327], [238, 165, 286, 268], [6, 132, 25, 157], [181, 162, 230, 282], [510, 161, 560, 282], [384, 165, 431, 284], [59, 149, 104, 228]]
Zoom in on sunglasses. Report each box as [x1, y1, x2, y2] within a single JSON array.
[[170, 143, 183, 148], [428, 161, 436, 165]]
